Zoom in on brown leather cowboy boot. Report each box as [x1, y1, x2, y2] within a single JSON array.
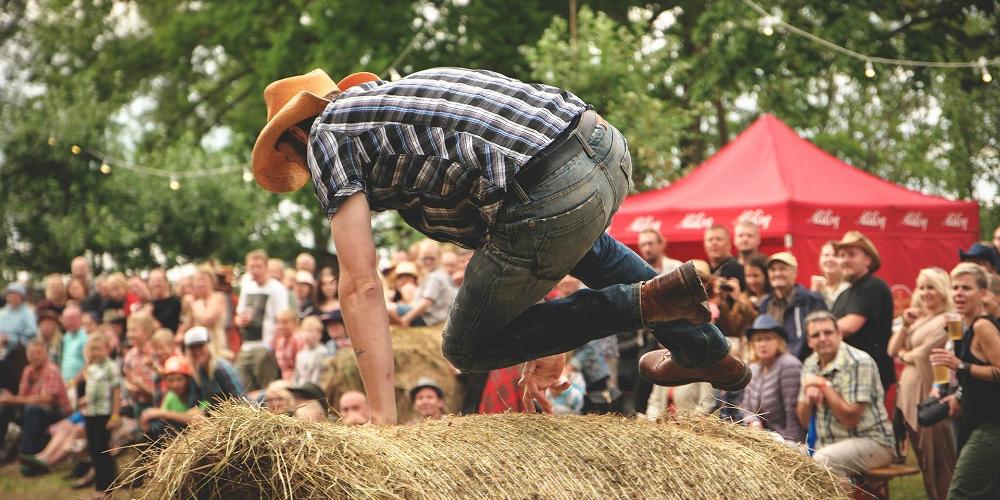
[[639, 262, 711, 325], [638, 350, 751, 391]]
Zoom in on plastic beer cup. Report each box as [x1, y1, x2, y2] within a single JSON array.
[[946, 313, 963, 341]]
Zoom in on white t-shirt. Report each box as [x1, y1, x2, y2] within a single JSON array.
[[236, 277, 289, 349]]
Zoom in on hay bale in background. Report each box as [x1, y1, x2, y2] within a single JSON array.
[[123, 403, 847, 499], [321, 326, 461, 422]]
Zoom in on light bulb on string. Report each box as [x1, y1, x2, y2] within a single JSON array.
[[47, 137, 57, 147], [242, 167, 254, 182], [71, 145, 81, 155], [980, 61, 992, 83], [169, 176, 181, 191], [759, 16, 775, 36], [99, 163, 111, 175], [864, 60, 875, 78]]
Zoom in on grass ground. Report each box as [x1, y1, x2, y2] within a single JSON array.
[[0, 457, 133, 500], [889, 452, 931, 500]]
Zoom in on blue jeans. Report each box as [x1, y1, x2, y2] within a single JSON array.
[[0, 404, 62, 454], [442, 120, 729, 372]]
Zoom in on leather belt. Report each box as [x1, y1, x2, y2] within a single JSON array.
[[516, 109, 606, 187]]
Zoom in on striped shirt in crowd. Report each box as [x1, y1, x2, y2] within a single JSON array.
[[306, 67, 589, 248], [800, 342, 894, 449]]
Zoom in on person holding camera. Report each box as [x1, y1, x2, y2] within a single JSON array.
[[930, 263, 1000, 499], [887, 267, 955, 500]]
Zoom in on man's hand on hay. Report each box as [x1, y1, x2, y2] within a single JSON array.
[[519, 353, 571, 414]]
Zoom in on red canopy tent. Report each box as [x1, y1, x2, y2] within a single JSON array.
[[608, 114, 980, 289]]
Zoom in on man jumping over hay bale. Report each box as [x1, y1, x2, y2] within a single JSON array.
[[250, 67, 751, 424]]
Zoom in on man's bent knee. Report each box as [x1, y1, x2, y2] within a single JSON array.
[[441, 331, 478, 372]]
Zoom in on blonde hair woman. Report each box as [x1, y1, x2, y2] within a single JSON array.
[[886, 267, 955, 500], [739, 314, 804, 442], [182, 327, 243, 406], [930, 263, 1000, 498], [811, 242, 848, 308]]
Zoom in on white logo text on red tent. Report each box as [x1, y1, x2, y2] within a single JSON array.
[[628, 215, 663, 233], [856, 210, 887, 230], [943, 212, 969, 231], [675, 212, 715, 230], [733, 209, 773, 230], [900, 211, 929, 231], [808, 209, 841, 230]]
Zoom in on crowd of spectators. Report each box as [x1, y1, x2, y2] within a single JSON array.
[[634, 223, 1000, 497], [0, 238, 463, 498], [1, 223, 999, 498]]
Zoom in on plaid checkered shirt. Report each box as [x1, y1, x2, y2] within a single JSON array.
[[800, 342, 894, 449], [306, 67, 588, 248], [82, 358, 121, 417], [19, 360, 71, 415], [123, 345, 155, 405]]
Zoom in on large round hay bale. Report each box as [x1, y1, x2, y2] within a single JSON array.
[[122, 403, 846, 499], [321, 326, 461, 422]]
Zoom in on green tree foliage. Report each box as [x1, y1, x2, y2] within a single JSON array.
[[1, 0, 578, 277], [526, 2, 999, 231], [1, 0, 998, 280]]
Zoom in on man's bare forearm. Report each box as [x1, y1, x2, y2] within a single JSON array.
[[331, 193, 399, 425], [341, 279, 397, 424]]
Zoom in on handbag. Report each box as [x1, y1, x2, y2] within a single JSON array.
[[917, 395, 950, 427]]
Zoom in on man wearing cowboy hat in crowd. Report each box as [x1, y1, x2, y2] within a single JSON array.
[[830, 231, 896, 393], [959, 241, 1000, 274], [251, 67, 747, 424], [409, 377, 446, 423]]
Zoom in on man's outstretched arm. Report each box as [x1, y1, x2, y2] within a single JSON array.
[[331, 192, 397, 425]]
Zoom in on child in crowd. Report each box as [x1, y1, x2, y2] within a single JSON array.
[[320, 310, 349, 355], [139, 355, 203, 441], [148, 328, 178, 403], [123, 313, 157, 421], [272, 309, 301, 381], [80, 333, 121, 499], [293, 316, 328, 385]]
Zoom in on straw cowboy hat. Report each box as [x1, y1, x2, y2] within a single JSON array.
[[252, 69, 378, 193], [832, 230, 881, 272]]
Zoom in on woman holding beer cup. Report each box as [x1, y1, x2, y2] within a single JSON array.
[[930, 262, 1000, 499], [887, 267, 955, 500]]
